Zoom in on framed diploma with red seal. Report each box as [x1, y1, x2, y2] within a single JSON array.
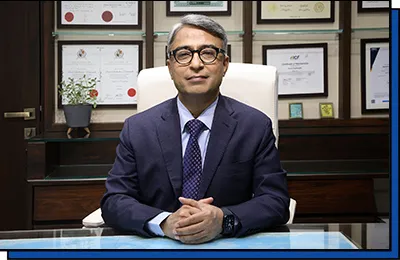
[[57, 1, 142, 29], [58, 41, 143, 107]]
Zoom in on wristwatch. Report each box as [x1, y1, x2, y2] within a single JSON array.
[[221, 208, 235, 236]]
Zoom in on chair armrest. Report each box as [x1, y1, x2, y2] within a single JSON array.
[[287, 198, 297, 224], [82, 208, 105, 228]]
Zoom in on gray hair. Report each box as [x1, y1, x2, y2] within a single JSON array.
[[166, 14, 228, 55]]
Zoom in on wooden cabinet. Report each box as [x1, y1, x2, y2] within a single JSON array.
[[33, 183, 105, 221], [27, 174, 385, 229], [287, 173, 385, 223], [26, 131, 118, 229]]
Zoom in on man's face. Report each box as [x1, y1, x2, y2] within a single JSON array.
[[167, 25, 229, 99]]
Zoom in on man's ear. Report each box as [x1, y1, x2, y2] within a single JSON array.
[[222, 56, 229, 76], [167, 59, 173, 80]]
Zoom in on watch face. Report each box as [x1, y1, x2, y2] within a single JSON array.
[[223, 215, 234, 235]]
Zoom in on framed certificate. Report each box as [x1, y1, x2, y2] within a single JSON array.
[[166, 1, 231, 16], [360, 38, 389, 114], [357, 1, 389, 13], [257, 1, 335, 24], [58, 41, 143, 107], [57, 1, 142, 29], [263, 43, 328, 98]]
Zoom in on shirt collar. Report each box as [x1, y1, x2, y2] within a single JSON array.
[[177, 96, 219, 133]]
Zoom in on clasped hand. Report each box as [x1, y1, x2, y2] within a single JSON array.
[[161, 197, 223, 244]]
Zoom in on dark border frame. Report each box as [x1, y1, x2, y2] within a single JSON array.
[[57, 40, 143, 108], [262, 43, 329, 98], [166, 1, 231, 16], [357, 1, 389, 13], [57, 1, 142, 29], [360, 38, 389, 114], [257, 1, 335, 24]]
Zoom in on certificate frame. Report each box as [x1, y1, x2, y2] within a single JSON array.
[[57, 40, 143, 108], [57, 1, 142, 29], [257, 1, 335, 24], [289, 103, 303, 119], [357, 1, 390, 13], [166, 1, 231, 16], [319, 102, 334, 119], [360, 38, 390, 114], [263, 43, 328, 98]]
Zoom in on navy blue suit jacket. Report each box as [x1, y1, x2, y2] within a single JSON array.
[[101, 95, 290, 237]]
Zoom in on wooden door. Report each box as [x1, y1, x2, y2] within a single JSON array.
[[0, 1, 41, 230]]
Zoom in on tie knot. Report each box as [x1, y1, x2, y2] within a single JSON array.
[[186, 119, 206, 138]]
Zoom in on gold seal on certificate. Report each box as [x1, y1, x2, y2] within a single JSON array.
[[313, 2, 325, 13], [267, 3, 278, 12]]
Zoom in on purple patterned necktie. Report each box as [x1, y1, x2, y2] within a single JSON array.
[[182, 119, 206, 200]]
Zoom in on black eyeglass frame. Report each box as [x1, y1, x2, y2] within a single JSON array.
[[168, 45, 226, 65]]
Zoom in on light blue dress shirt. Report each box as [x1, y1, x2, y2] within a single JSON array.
[[146, 96, 218, 236]]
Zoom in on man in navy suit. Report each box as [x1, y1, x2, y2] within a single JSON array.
[[101, 14, 289, 244]]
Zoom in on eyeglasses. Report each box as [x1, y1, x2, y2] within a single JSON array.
[[168, 45, 226, 65]]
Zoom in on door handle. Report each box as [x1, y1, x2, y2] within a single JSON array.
[[4, 108, 35, 120]]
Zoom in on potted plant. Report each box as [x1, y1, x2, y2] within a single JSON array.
[[58, 74, 99, 134]]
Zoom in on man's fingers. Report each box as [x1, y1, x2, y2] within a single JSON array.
[[175, 212, 204, 228], [179, 197, 201, 209], [174, 220, 204, 236], [177, 230, 208, 244], [179, 197, 214, 208], [178, 206, 200, 218], [198, 197, 214, 204]]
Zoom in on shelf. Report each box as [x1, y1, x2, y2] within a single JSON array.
[[352, 27, 389, 32], [27, 131, 120, 143], [288, 171, 387, 177], [52, 31, 145, 37], [45, 164, 111, 180], [53, 30, 245, 37], [51, 28, 387, 38], [154, 30, 244, 37], [253, 29, 343, 35]]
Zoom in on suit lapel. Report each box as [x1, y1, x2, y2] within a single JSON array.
[[156, 99, 183, 200], [198, 96, 237, 199]]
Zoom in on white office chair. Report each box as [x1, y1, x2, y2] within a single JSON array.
[[83, 63, 286, 227], [136, 63, 279, 145], [287, 198, 297, 224]]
